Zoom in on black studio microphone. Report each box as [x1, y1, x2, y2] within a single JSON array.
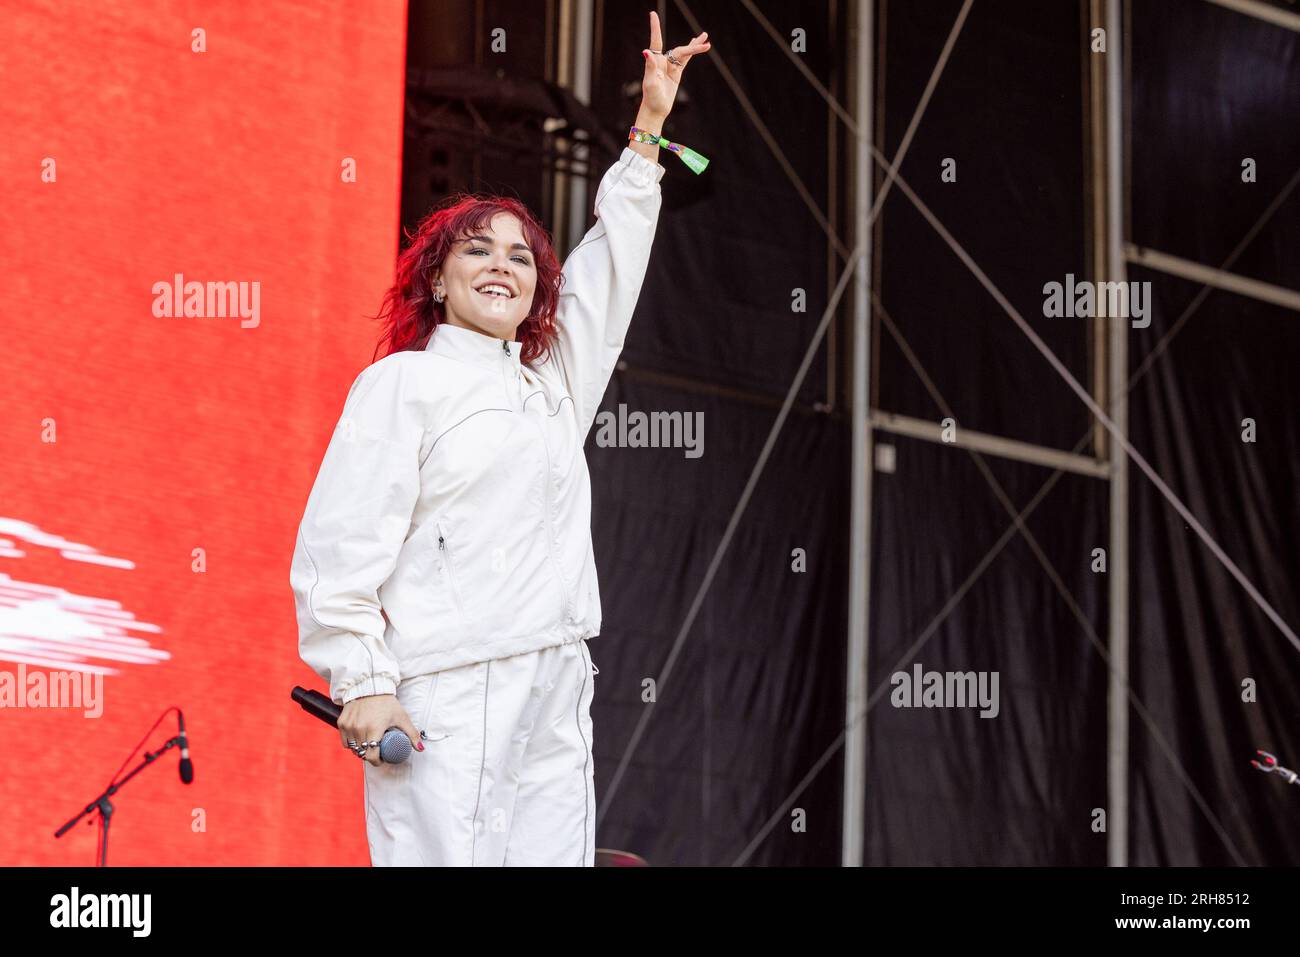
[[178, 710, 194, 784]]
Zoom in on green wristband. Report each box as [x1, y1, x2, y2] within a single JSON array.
[[629, 126, 710, 175]]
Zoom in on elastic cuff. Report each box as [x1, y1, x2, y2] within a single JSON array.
[[619, 146, 667, 185], [337, 673, 398, 705]]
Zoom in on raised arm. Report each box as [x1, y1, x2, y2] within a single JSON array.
[[541, 11, 710, 439], [546, 148, 664, 439], [289, 356, 424, 705]]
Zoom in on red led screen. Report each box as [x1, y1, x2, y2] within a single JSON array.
[[0, 0, 409, 865]]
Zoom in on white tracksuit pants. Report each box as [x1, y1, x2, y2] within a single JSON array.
[[363, 638, 598, 866]]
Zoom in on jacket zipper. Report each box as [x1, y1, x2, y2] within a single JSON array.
[[501, 341, 519, 411], [523, 401, 573, 624], [504, 344, 574, 623], [436, 523, 466, 618]]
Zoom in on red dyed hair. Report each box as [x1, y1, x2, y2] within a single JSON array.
[[370, 194, 563, 366]]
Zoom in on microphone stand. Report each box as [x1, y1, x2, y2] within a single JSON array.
[[54, 735, 185, 866]]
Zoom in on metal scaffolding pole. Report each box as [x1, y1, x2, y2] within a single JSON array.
[[842, 0, 873, 867], [871, 410, 1111, 479], [1125, 245, 1300, 312], [1201, 0, 1300, 32], [1104, 0, 1131, 868], [565, 0, 594, 251]]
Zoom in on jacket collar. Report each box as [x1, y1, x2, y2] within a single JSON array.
[[424, 321, 523, 371]]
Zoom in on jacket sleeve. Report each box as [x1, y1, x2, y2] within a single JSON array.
[[289, 356, 424, 705], [545, 145, 665, 439]]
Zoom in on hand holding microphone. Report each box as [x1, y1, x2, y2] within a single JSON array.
[[291, 687, 423, 765], [339, 693, 423, 766]]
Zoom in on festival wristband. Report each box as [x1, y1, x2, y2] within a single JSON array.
[[629, 126, 709, 175]]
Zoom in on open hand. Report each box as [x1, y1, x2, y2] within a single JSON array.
[[640, 10, 711, 119]]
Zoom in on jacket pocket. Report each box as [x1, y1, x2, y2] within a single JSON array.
[[435, 522, 466, 618], [579, 639, 599, 678], [416, 672, 452, 742]]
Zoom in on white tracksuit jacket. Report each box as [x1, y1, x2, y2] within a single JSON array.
[[291, 146, 664, 706]]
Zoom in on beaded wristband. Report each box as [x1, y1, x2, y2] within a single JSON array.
[[628, 126, 709, 175]]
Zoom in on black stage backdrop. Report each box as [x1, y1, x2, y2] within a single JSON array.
[[869, 0, 1101, 866], [404, 0, 1298, 865], [1125, 0, 1300, 866], [589, 0, 849, 867]]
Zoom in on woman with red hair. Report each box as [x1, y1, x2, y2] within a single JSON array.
[[290, 12, 710, 866]]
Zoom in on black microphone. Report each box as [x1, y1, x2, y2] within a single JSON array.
[[290, 687, 413, 763], [178, 710, 193, 784]]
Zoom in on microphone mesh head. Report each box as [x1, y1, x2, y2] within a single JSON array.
[[379, 728, 412, 764]]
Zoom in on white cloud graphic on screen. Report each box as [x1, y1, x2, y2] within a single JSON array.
[[0, 517, 168, 675]]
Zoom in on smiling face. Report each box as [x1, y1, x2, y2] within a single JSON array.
[[434, 212, 537, 341]]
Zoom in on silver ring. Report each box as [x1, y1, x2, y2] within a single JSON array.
[[667, 52, 681, 66], [363, 740, 380, 749]]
